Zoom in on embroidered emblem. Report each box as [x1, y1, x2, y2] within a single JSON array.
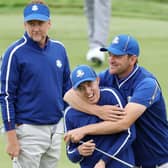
[[32, 5, 38, 11], [76, 69, 84, 78], [56, 59, 62, 68], [112, 36, 119, 44]]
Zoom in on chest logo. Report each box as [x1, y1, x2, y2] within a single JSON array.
[[56, 59, 62, 68]]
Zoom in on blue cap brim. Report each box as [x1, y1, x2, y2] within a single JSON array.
[[100, 47, 126, 56], [73, 77, 96, 89], [24, 14, 49, 22]]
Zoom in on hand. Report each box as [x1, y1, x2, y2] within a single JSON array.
[[97, 105, 126, 121], [6, 130, 20, 160], [78, 139, 95, 156], [64, 127, 86, 143], [94, 159, 106, 168]]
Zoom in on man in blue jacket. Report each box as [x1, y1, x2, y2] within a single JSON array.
[[64, 34, 168, 168], [64, 65, 136, 168], [0, 1, 71, 168]]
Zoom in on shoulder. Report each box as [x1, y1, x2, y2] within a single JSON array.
[[99, 69, 110, 78], [136, 77, 159, 90], [136, 77, 161, 99], [98, 69, 114, 86], [49, 39, 65, 48], [64, 106, 72, 117], [138, 66, 156, 79], [133, 66, 159, 88], [64, 106, 85, 118], [131, 77, 161, 107], [49, 39, 68, 58], [100, 87, 121, 96], [2, 36, 26, 59], [100, 87, 126, 107]]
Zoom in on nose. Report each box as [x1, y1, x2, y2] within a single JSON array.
[[108, 55, 116, 62], [109, 52, 116, 58], [31, 23, 41, 31], [33, 25, 40, 31], [85, 86, 92, 95]]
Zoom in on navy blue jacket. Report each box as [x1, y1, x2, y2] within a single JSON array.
[[0, 32, 71, 131], [99, 65, 168, 167], [64, 88, 136, 168]]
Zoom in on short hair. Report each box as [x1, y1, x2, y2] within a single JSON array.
[[29, 0, 47, 5]]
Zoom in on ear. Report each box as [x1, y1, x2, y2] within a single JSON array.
[[48, 20, 51, 28], [130, 55, 138, 65], [24, 22, 26, 29], [96, 77, 100, 85]]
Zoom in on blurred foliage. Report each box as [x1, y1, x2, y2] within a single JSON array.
[[1, 0, 168, 21]]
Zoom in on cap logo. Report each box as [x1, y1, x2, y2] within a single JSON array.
[[112, 36, 119, 44], [76, 69, 84, 78], [32, 5, 38, 11]]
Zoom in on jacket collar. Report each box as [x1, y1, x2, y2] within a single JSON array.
[[115, 64, 139, 88], [24, 32, 49, 51]]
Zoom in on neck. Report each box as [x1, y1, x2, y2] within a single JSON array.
[[118, 65, 136, 80], [38, 36, 48, 48]]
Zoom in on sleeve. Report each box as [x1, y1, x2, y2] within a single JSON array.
[[130, 78, 161, 107], [66, 142, 84, 163], [64, 107, 84, 163], [0, 47, 19, 131], [101, 125, 136, 164], [99, 89, 136, 164], [62, 49, 72, 109], [98, 69, 109, 87]]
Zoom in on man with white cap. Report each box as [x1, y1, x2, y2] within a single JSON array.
[[64, 65, 136, 168], [64, 34, 168, 168], [0, 0, 71, 167]]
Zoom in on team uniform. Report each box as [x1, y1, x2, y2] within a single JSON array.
[[64, 88, 136, 168], [0, 32, 71, 167], [99, 64, 168, 168]]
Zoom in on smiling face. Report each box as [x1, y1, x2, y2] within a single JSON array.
[[108, 53, 138, 79], [76, 78, 100, 104], [24, 20, 51, 48]]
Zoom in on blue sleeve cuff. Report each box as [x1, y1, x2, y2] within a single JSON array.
[[67, 148, 84, 163], [4, 120, 15, 131], [101, 155, 111, 164]]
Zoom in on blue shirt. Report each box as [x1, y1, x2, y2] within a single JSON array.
[[0, 32, 72, 131], [99, 65, 168, 167], [64, 88, 136, 168]]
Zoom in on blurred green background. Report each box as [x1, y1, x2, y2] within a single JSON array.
[[0, 0, 168, 167]]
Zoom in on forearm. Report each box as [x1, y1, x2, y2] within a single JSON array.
[[64, 103, 144, 143], [81, 121, 127, 136], [64, 88, 99, 116], [6, 129, 18, 142], [64, 120, 128, 143], [6, 129, 20, 159], [81, 103, 143, 136]]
